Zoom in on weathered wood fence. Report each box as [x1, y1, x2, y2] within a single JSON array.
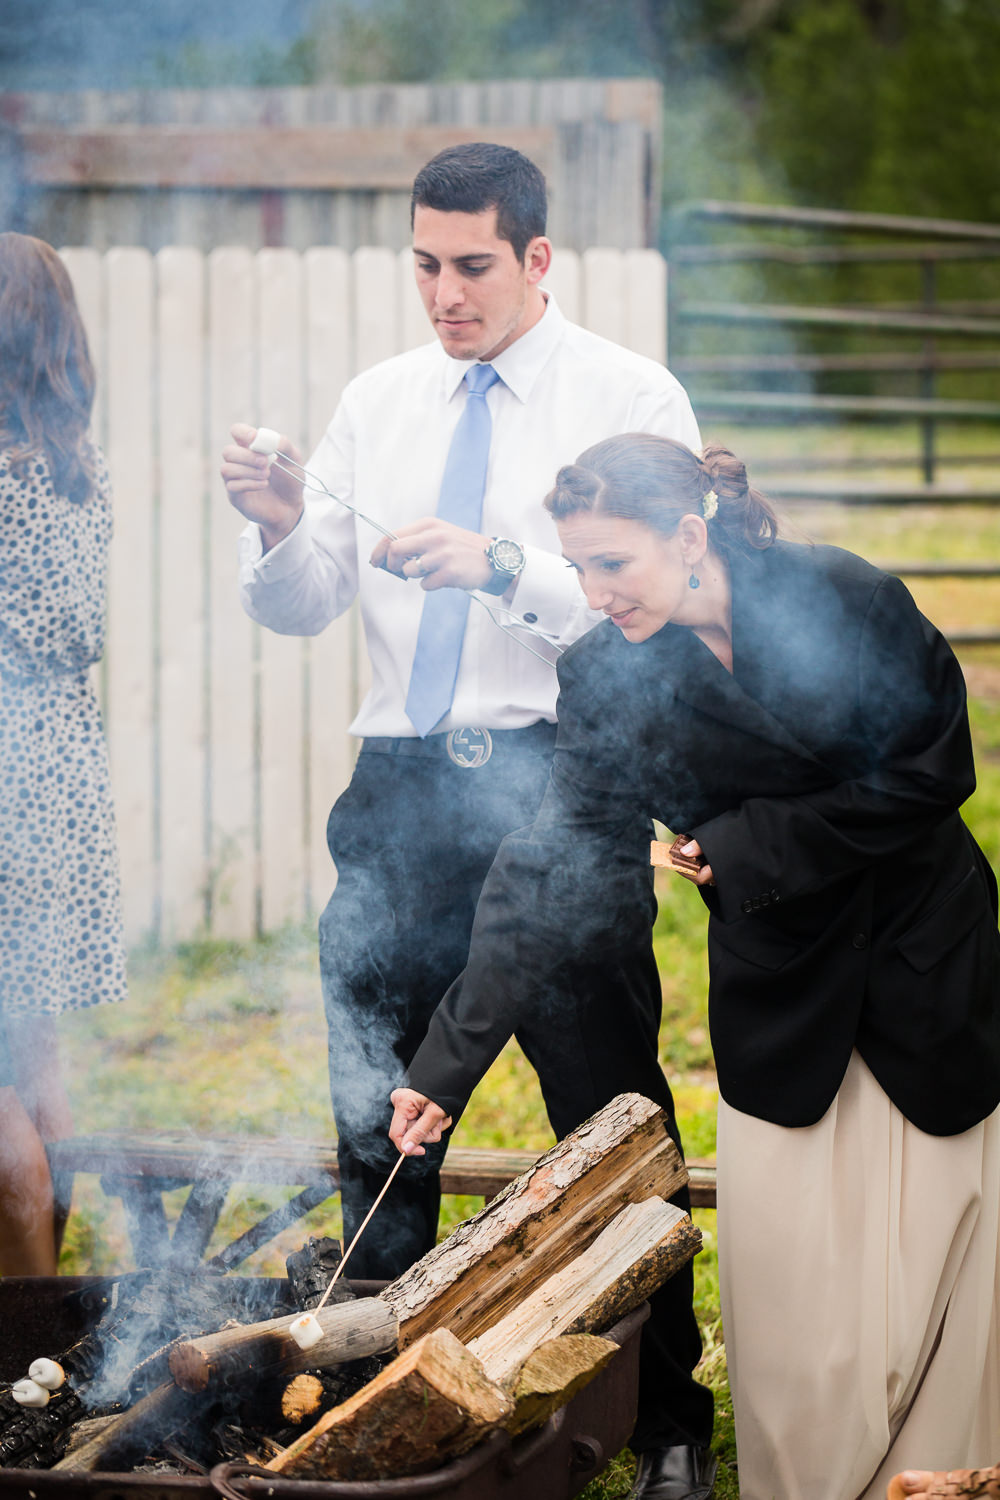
[[2, 78, 662, 252], [62, 245, 667, 944]]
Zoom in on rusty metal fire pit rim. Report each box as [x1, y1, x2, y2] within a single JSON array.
[[207, 1433, 511, 1497]]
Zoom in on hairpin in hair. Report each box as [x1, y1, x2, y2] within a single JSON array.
[[702, 490, 718, 520]]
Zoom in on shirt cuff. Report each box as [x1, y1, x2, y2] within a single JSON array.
[[505, 544, 579, 635], [242, 511, 311, 583]]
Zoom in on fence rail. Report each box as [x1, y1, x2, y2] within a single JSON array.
[[62, 244, 667, 945], [664, 199, 1000, 485]]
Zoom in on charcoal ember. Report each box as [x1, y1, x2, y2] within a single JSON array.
[[209, 1416, 284, 1468], [0, 1382, 93, 1468], [286, 1236, 356, 1309]]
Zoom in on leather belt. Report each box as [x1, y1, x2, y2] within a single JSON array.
[[361, 721, 556, 769]]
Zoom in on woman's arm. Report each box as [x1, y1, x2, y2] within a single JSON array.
[[403, 650, 657, 1124], [695, 574, 976, 923]]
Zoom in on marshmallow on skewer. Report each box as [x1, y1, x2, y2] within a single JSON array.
[[249, 426, 282, 459], [28, 1358, 65, 1391], [11, 1378, 50, 1408], [288, 1312, 324, 1351]]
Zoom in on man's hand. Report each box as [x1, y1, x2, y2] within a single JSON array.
[[221, 423, 305, 552], [389, 1087, 453, 1157], [371, 519, 495, 592]]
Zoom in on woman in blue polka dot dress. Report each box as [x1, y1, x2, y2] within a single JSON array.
[[0, 232, 126, 1273]]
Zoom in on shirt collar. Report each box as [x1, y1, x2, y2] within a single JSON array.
[[439, 292, 566, 404]]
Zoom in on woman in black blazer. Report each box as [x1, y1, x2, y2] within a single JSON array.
[[390, 434, 1000, 1500]]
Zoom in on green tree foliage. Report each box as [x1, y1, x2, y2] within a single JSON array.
[[870, 0, 1000, 222], [752, 0, 1000, 220]]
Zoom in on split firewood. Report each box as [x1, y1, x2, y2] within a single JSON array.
[[506, 1333, 619, 1436], [469, 1196, 700, 1385], [382, 1092, 688, 1347], [265, 1328, 513, 1482], [168, 1296, 398, 1394]]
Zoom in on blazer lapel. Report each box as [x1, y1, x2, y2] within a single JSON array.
[[655, 616, 823, 770]]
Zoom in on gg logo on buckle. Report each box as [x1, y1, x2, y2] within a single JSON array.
[[446, 728, 493, 768]]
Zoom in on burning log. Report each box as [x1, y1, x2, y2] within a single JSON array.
[[50, 1383, 198, 1473], [266, 1328, 513, 1481], [168, 1296, 399, 1393]]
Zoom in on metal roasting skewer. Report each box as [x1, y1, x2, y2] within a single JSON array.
[[260, 446, 564, 667]]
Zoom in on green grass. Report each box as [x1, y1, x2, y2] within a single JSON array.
[[54, 481, 1000, 1500]]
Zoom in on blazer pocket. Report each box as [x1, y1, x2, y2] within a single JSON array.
[[709, 915, 803, 972], [895, 866, 988, 974]]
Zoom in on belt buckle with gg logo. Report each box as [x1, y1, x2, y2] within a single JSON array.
[[446, 727, 493, 767]]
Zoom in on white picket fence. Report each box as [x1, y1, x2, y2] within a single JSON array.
[[59, 245, 668, 944]]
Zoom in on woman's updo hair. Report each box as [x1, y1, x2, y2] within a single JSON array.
[[544, 434, 778, 556]]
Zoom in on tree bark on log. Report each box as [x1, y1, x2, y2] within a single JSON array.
[[469, 1197, 700, 1385], [506, 1334, 619, 1436], [265, 1328, 513, 1482], [168, 1296, 398, 1393], [383, 1092, 687, 1347]]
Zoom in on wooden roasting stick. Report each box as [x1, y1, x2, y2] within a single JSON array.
[[169, 1094, 688, 1393], [170, 1153, 410, 1392]]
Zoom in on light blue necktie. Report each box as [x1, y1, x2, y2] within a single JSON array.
[[405, 363, 501, 737]]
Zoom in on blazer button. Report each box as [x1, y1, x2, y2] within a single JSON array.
[[852, 932, 868, 950], [770, 889, 780, 902], [741, 899, 753, 915], [759, 892, 770, 907], [523, 612, 538, 624]]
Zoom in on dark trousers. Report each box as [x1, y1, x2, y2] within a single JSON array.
[[318, 726, 713, 1452]]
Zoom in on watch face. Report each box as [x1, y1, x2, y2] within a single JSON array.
[[491, 537, 524, 573]]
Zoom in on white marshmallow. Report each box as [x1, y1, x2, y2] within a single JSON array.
[[249, 426, 282, 457], [28, 1358, 65, 1391], [12, 1378, 50, 1407], [288, 1312, 324, 1351]]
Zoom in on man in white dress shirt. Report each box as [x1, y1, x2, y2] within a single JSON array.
[[222, 144, 715, 1500]]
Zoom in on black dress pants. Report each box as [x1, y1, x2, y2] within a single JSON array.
[[318, 725, 713, 1452]]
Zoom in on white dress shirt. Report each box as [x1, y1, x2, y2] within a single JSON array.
[[239, 293, 700, 737]]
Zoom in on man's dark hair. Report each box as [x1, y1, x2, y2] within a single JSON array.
[[411, 143, 547, 263]]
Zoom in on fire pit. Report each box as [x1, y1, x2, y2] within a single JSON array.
[[0, 1277, 646, 1499]]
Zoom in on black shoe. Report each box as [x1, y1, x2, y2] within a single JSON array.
[[629, 1444, 718, 1500]]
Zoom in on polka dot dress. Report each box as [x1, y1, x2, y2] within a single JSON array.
[[0, 446, 127, 1015]]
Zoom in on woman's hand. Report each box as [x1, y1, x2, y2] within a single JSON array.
[[389, 1088, 453, 1157], [677, 838, 715, 887]]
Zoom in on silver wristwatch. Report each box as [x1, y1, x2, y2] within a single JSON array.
[[482, 536, 526, 595]]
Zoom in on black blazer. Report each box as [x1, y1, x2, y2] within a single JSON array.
[[409, 541, 1000, 1136]]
